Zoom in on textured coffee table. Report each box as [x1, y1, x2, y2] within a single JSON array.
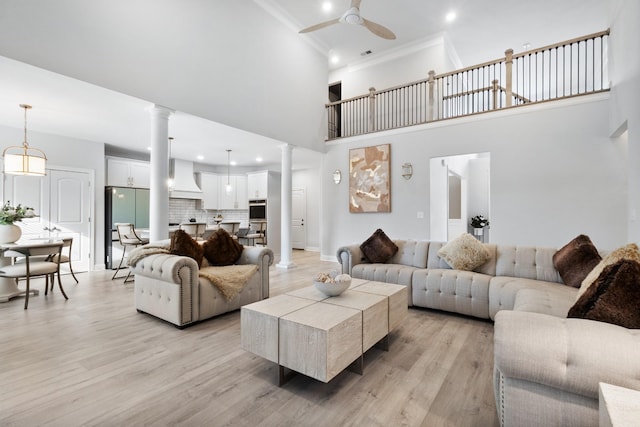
[[241, 279, 407, 385]]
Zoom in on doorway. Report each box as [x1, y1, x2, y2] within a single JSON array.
[[328, 82, 342, 139], [291, 188, 306, 250], [429, 153, 490, 241], [4, 167, 93, 273]]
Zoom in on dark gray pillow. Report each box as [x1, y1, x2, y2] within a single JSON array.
[[360, 229, 398, 263], [568, 259, 640, 329], [553, 234, 601, 288]]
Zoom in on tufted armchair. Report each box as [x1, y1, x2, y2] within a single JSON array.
[[131, 244, 273, 328]]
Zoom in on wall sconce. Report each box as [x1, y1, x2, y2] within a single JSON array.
[[332, 169, 342, 184], [401, 163, 413, 180]]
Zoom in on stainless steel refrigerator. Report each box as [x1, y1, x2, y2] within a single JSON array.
[[105, 187, 150, 269]]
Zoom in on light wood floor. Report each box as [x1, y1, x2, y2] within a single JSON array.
[[0, 250, 498, 427]]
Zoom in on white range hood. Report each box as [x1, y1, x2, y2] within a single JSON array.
[[170, 159, 202, 199]]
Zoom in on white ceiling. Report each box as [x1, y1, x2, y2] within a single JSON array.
[[0, 0, 609, 169]]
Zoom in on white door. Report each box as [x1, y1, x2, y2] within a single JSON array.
[[49, 169, 92, 272], [5, 168, 92, 272], [292, 188, 306, 250]]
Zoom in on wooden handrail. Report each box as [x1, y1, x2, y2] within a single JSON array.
[[325, 29, 610, 140]]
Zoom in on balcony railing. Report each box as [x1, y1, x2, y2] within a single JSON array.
[[326, 30, 609, 140]]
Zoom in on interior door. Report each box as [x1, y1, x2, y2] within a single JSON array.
[[49, 169, 91, 272], [291, 188, 306, 250], [5, 168, 92, 273]]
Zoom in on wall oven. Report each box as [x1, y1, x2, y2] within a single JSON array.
[[249, 199, 267, 220]]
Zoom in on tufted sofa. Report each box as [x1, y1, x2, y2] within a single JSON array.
[[131, 244, 273, 328], [337, 239, 640, 427]]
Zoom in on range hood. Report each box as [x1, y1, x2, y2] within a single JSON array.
[[170, 159, 202, 199]]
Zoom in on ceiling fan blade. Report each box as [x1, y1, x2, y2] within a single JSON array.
[[299, 18, 340, 34], [362, 18, 396, 40], [350, 0, 362, 9]]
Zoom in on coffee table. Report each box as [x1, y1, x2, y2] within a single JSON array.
[[241, 279, 407, 385]]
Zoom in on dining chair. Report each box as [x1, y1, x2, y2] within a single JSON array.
[[112, 223, 149, 282], [179, 222, 207, 240], [0, 242, 65, 309]]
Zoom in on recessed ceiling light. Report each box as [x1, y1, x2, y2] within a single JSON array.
[[445, 11, 456, 22], [147, 146, 152, 151], [330, 54, 339, 64], [230, 160, 237, 166], [322, 2, 332, 12], [197, 155, 204, 161], [256, 157, 263, 162]]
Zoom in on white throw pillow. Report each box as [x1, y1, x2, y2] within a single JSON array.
[[437, 233, 490, 271]]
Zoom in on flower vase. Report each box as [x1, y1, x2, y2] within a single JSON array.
[[473, 227, 484, 236], [0, 223, 22, 244]]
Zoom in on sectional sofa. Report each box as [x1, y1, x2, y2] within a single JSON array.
[[337, 239, 640, 427]]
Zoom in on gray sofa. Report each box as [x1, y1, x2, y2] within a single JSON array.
[[337, 239, 640, 427], [131, 245, 273, 328]]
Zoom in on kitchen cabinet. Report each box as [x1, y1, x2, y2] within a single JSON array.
[[107, 157, 150, 188], [247, 171, 268, 199], [219, 175, 248, 210], [199, 173, 220, 210]]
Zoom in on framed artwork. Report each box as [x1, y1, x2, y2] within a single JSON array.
[[349, 143, 391, 213]]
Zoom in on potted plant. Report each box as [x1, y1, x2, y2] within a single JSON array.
[[470, 215, 489, 237], [0, 201, 36, 243]]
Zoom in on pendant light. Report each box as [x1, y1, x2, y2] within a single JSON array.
[[3, 104, 47, 176], [225, 149, 232, 194], [167, 137, 174, 191]]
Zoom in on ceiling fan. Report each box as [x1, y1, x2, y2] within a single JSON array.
[[299, 0, 396, 40]]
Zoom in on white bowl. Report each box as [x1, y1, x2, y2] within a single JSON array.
[[313, 279, 350, 297]]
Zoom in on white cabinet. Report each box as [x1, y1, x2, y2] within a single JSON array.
[[219, 175, 248, 210], [107, 157, 150, 188], [247, 171, 268, 199], [199, 173, 220, 209]]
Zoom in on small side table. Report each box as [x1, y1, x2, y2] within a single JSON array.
[[599, 382, 640, 427]]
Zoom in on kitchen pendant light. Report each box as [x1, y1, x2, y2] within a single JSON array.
[[167, 137, 175, 191], [3, 104, 47, 176], [225, 149, 232, 194]]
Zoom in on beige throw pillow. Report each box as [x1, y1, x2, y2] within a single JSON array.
[[576, 243, 640, 300], [437, 233, 490, 271]]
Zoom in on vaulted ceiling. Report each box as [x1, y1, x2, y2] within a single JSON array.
[[0, 0, 609, 168]]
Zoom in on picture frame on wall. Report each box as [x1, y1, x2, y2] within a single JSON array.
[[349, 143, 391, 213]]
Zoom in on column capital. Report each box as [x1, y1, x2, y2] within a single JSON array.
[[279, 143, 294, 153], [146, 104, 175, 119]]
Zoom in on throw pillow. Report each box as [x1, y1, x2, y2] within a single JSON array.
[[552, 234, 601, 288], [567, 259, 640, 329], [169, 229, 204, 267], [360, 229, 398, 263], [437, 233, 490, 271], [203, 228, 244, 266], [577, 243, 640, 300]]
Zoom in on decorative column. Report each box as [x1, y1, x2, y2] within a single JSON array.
[[277, 143, 295, 269], [147, 104, 174, 242]]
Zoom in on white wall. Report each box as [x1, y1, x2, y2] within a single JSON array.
[[321, 96, 627, 257], [0, 1, 328, 152], [0, 125, 106, 269], [329, 37, 454, 100], [609, 0, 640, 242]]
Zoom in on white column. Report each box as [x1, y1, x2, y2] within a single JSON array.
[[277, 143, 295, 269], [147, 104, 174, 242]]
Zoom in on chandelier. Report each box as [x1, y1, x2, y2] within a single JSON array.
[[3, 104, 47, 176]]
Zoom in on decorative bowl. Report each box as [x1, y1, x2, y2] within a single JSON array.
[[314, 277, 351, 297]]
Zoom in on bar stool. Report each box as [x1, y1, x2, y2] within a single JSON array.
[[112, 223, 148, 282]]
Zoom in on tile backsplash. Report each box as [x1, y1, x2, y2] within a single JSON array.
[[169, 198, 248, 227]]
